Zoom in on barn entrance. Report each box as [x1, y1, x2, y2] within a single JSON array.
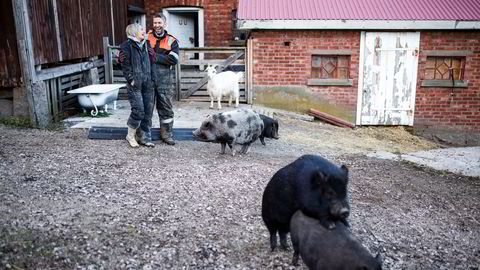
[[163, 7, 204, 61], [357, 32, 420, 126]]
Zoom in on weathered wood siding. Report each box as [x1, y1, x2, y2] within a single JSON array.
[[29, 0, 61, 64], [28, 0, 144, 65], [113, 0, 145, 45], [0, 0, 22, 87]]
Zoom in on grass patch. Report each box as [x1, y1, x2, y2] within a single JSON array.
[[0, 117, 32, 128], [77, 111, 112, 118]]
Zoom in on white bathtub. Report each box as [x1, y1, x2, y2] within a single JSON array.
[[68, 84, 125, 116]]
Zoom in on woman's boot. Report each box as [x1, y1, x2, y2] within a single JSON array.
[[126, 127, 139, 148]]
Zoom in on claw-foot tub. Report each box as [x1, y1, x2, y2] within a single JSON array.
[[67, 84, 126, 116]]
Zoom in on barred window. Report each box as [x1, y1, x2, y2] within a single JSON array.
[[424, 57, 466, 80], [311, 55, 349, 79]]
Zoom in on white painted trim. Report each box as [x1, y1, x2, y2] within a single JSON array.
[[238, 19, 480, 30], [163, 7, 204, 48], [356, 31, 366, 126], [409, 31, 421, 126]]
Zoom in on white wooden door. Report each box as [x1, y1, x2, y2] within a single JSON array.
[[168, 13, 195, 59], [359, 32, 420, 125]]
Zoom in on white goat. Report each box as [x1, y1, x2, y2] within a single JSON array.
[[205, 65, 242, 110]]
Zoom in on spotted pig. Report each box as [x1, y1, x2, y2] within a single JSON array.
[[193, 109, 264, 156]]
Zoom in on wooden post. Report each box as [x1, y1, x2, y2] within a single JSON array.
[[109, 0, 115, 45], [81, 57, 100, 87], [103, 37, 111, 84], [12, 0, 50, 128], [247, 39, 254, 104], [175, 63, 181, 101], [52, 0, 63, 61]]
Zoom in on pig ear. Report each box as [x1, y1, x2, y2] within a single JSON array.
[[312, 171, 328, 188], [340, 165, 349, 176]]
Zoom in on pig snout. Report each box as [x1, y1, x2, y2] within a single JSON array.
[[192, 129, 201, 139], [330, 200, 350, 219], [192, 129, 208, 141]]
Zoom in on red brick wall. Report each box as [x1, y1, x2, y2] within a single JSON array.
[[250, 30, 361, 112], [144, 0, 237, 47], [416, 31, 480, 133]]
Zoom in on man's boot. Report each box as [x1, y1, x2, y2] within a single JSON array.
[[126, 127, 139, 148], [136, 129, 155, 147], [160, 123, 175, 145]]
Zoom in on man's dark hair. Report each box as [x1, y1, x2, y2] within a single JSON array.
[[153, 12, 167, 22]]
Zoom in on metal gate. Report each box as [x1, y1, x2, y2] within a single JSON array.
[[357, 32, 420, 126]]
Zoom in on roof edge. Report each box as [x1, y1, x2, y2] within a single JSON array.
[[237, 19, 480, 30]]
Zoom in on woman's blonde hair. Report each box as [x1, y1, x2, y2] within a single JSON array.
[[125, 23, 144, 39]]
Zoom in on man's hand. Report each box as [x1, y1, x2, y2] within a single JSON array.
[[130, 80, 135, 87]]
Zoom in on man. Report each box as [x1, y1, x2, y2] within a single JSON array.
[[147, 12, 179, 145]]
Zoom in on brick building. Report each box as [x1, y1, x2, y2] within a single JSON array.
[[145, 0, 239, 48], [237, 0, 480, 146]]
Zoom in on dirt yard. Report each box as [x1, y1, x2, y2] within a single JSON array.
[[0, 116, 479, 270]]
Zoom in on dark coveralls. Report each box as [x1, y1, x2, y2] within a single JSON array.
[[119, 39, 156, 142], [147, 30, 179, 143]]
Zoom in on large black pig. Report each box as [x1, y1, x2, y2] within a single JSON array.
[[193, 109, 264, 156], [290, 210, 382, 270], [259, 114, 279, 146], [261, 154, 350, 251]]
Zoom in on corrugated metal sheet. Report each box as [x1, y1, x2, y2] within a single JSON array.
[[238, 0, 480, 21]]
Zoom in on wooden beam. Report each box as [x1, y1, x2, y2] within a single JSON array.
[[247, 38, 253, 104], [52, 0, 63, 61], [36, 59, 104, 81], [182, 47, 246, 51], [103, 37, 111, 84], [181, 50, 245, 99], [13, 0, 48, 127], [180, 59, 244, 66], [109, 0, 115, 45], [175, 62, 181, 101], [308, 109, 355, 129]]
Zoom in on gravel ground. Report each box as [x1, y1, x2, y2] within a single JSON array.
[[0, 117, 479, 270]]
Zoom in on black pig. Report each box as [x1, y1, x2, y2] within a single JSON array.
[[290, 210, 382, 270], [261, 154, 350, 251], [259, 114, 279, 145]]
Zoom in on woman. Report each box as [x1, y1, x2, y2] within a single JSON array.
[[119, 23, 156, 148]]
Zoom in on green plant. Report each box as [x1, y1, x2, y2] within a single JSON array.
[[77, 111, 112, 118], [0, 117, 32, 128]]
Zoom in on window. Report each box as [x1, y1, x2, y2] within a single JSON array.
[[424, 57, 466, 80], [421, 51, 470, 88], [311, 55, 349, 79]]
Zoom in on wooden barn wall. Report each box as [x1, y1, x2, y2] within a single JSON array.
[[113, 1, 128, 46], [28, 0, 114, 65], [0, 0, 22, 87], [113, 0, 145, 45], [29, 0, 59, 64]]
